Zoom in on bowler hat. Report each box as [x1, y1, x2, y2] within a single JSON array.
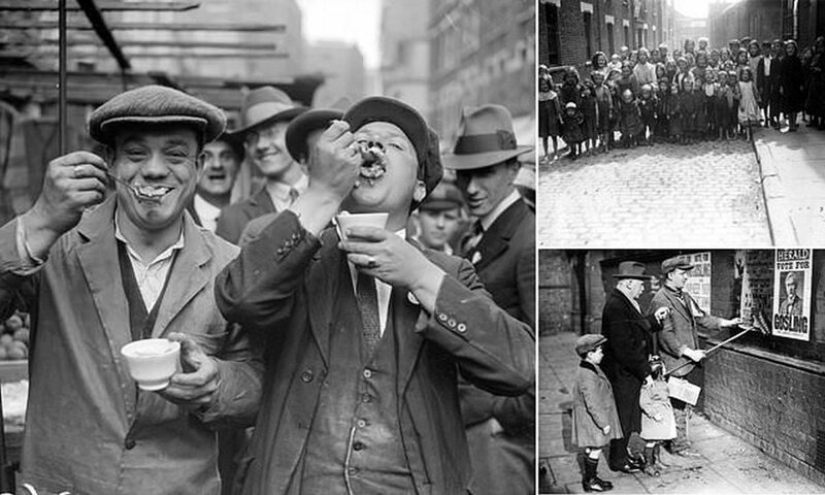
[[418, 182, 464, 212], [661, 256, 695, 275], [442, 104, 532, 170], [88, 85, 226, 145], [575, 334, 607, 356], [344, 96, 443, 197], [285, 97, 351, 162], [231, 86, 308, 137], [612, 261, 650, 279]]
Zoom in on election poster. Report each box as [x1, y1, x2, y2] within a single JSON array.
[[684, 252, 711, 314], [772, 249, 811, 341]]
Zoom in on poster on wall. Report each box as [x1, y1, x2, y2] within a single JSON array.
[[684, 252, 711, 314], [773, 249, 811, 341]]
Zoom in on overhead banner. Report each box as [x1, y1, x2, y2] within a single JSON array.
[[773, 249, 812, 340]]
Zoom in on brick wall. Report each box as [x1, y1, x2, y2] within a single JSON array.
[[704, 348, 825, 485], [538, 250, 574, 336]]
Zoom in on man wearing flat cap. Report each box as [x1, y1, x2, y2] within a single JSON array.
[[216, 86, 308, 244], [444, 104, 535, 495], [214, 96, 534, 495], [0, 85, 263, 494], [600, 261, 669, 473], [412, 181, 465, 254], [649, 255, 741, 457]]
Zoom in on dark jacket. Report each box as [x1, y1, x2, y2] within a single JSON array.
[[215, 187, 275, 245], [215, 211, 535, 495]]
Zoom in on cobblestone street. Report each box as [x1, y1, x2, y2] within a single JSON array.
[[537, 140, 772, 248]]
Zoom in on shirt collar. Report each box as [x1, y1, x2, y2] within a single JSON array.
[[480, 189, 520, 232], [266, 173, 309, 201], [114, 213, 185, 266]]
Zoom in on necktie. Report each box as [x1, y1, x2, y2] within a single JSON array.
[[462, 220, 484, 254], [288, 188, 300, 206], [356, 271, 381, 358]]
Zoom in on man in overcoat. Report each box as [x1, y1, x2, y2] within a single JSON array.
[[0, 85, 263, 494], [446, 104, 535, 495], [214, 96, 535, 495], [648, 255, 741, 456], [600, 261, 668, 472]]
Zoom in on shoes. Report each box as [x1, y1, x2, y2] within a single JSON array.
[[673, 448, 702, 458], [610, 463, 642, 473], [583, 477, 614, 492]]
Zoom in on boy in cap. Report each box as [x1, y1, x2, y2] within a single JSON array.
[[573, 334, 622, 492], [444, 103, 535, 495], [214, 96, 534, 495], [0, 85, 262, 494], [649, 255, 741, 457], [412, 181, 465, 254], [216, 86, 308, 244]]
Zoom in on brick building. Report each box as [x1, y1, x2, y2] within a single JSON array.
[[540, 249, 825, 485], [428, 0, 535, 148], [538, 0, 675, 70], [709, 0, 825, 51], [671, 10, 708, 52]]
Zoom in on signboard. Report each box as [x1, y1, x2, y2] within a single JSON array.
[[684, 252, 711, 314], [738, 250, 774, 326], [772, 249, 812, 341]]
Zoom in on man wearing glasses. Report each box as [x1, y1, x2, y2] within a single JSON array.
[[216, 86, 308, 244]]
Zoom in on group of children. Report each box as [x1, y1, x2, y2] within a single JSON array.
[[538, 34, 821, 162], [572, 334, 675, 492]]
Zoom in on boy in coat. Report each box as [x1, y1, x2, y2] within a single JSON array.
[[0, 86, 263, 494], [573, 334, 622, 493], [215, 96, 534, 495]]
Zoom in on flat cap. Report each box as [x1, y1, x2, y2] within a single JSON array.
[[419, 182, 464, 212], [89, 85, 226, 145], [344, 96, 443, 199], [661, 255, 695, 275], [575, 334, 607, 356]]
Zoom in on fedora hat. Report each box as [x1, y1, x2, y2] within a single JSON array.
[[230, 86, 308, 137], [285, 97, 351, 163], [442, 104, 533, 170], [612, 261, 651, 279]]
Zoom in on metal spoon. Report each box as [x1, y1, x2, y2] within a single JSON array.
[[106, 171, 162, 203]]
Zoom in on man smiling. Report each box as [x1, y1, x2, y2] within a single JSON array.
[[216, 86, 307, 244], [0, 85, 262, 494], [215, 96, 534, 495], [190, 133, 243, 232]]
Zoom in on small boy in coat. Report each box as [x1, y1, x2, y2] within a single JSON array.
[[639, 355, 676, 476], [573, 334, 623, 492]]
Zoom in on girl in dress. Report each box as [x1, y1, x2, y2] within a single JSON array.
[[703, 69, 720, 140], [619, 89, 643, 148], [668, 83, 683, 143], [639, 356, 676, 477], [726, 70, 742, 138], [638, 84, 657, 145], [738, 67, 761, 141], [580, 81, 599, 156], [539, 73, 563, 162], [592, 71, 613, 153], [655, 79, 671, 142]]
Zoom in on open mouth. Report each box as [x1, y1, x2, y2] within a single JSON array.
[[357, 143, 387, 186], [132, 184, 172, 202]]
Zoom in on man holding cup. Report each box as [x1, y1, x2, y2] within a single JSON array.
[[0, 85, 262, 494], [215, 96, 535, 495]]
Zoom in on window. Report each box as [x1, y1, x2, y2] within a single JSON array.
[[607, 22, 615, 55], [584, 12, 593, 60], [624, 25, 630, 48], [545, 4, 560, 65]]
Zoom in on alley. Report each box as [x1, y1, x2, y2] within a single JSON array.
[[538, 332, 825, 494]]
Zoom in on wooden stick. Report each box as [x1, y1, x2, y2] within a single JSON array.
[[664, 326, 755, 377]]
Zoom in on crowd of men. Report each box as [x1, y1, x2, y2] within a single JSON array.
[[0, 85, 536, 495], [539, 35, 825, 161]]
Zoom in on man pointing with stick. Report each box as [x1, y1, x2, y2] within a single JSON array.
[[649, 255, 742, 458]]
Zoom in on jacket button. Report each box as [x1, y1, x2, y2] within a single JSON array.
[[447, 318, 457, 328], [357, 419, 367, 428], [438, 313, 448, 322], [353, 441, 365, 451], [457, 323, 467, 333], [124, 436, 136, 450], [300, 369, 314, 382], [361, 393, 373, 403], [363, 368, 372, 379]]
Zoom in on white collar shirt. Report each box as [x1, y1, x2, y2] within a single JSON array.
[[114, 218, 185, 311], [266, 174, 308, 212], [192, 193, 222, 233]]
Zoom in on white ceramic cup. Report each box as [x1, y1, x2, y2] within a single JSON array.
[[335, 212, 389, 240], [120, 338, 181, 391]]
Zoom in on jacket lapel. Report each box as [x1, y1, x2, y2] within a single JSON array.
[[472, 199, 527, 272], [248, 187, 277, 216], [151, 212, 212, 337], [75, 198, 134, 412], [305, 230, 342, 367], [394, 283, 425, 395]]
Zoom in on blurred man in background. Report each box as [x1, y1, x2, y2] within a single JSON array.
[[189, 133, 243, 232]]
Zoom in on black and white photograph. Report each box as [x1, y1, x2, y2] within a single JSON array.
[[0, 1, 537, 494]]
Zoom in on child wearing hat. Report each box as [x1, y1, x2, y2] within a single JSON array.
[[573, 334, 623, 492], [562, 102, 585, 160], [639, 355, 676, 476]]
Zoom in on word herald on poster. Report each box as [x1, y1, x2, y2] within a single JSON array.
[[773, 249, 811, 340]]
